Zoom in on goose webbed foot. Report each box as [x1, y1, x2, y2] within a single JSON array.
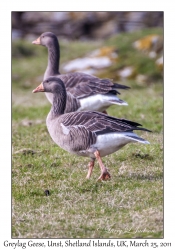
[[97, 169, 111, 181]]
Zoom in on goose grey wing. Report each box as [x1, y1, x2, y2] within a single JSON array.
[[61, 111, 151, 136], [59, 72, 130, 99]]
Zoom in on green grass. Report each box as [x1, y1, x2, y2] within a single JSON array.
[[12, 28, 163, 238]]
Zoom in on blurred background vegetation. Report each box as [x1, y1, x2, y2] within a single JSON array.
[[12, 11, 163, 103], [12, 11, 163, 40], [12, 12, 163, 238]]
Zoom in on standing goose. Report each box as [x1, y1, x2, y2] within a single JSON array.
[[32, 32, 130, 113], [33, 77, 151, 180]]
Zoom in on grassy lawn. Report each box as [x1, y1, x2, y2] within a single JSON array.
[[12, 28, 163, 238]]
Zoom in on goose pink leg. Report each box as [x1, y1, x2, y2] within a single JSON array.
[[94, 150, 111, 181], [86, 160, 95, 179]]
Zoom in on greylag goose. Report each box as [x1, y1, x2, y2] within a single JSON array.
[[33, 77, 151, 180], [32, 32, 130, 113]]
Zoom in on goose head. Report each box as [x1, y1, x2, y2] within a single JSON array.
[[33, 77, 67, 115], [32, 32, 58, 47], [33, 77, 65, 94]]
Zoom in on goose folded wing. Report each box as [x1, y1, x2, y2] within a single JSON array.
[[61, 111, 151, 136], [59, 73, 130, 99]]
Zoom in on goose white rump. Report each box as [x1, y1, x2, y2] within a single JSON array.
[[79, 94, 128, 112]]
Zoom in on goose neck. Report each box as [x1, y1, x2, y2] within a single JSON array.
[[51, 86, 67, 117], [45, 43, 60, 78]]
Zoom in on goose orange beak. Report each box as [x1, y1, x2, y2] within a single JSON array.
[[32, 36, 41, 45], [32, 82, 44, 93]]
